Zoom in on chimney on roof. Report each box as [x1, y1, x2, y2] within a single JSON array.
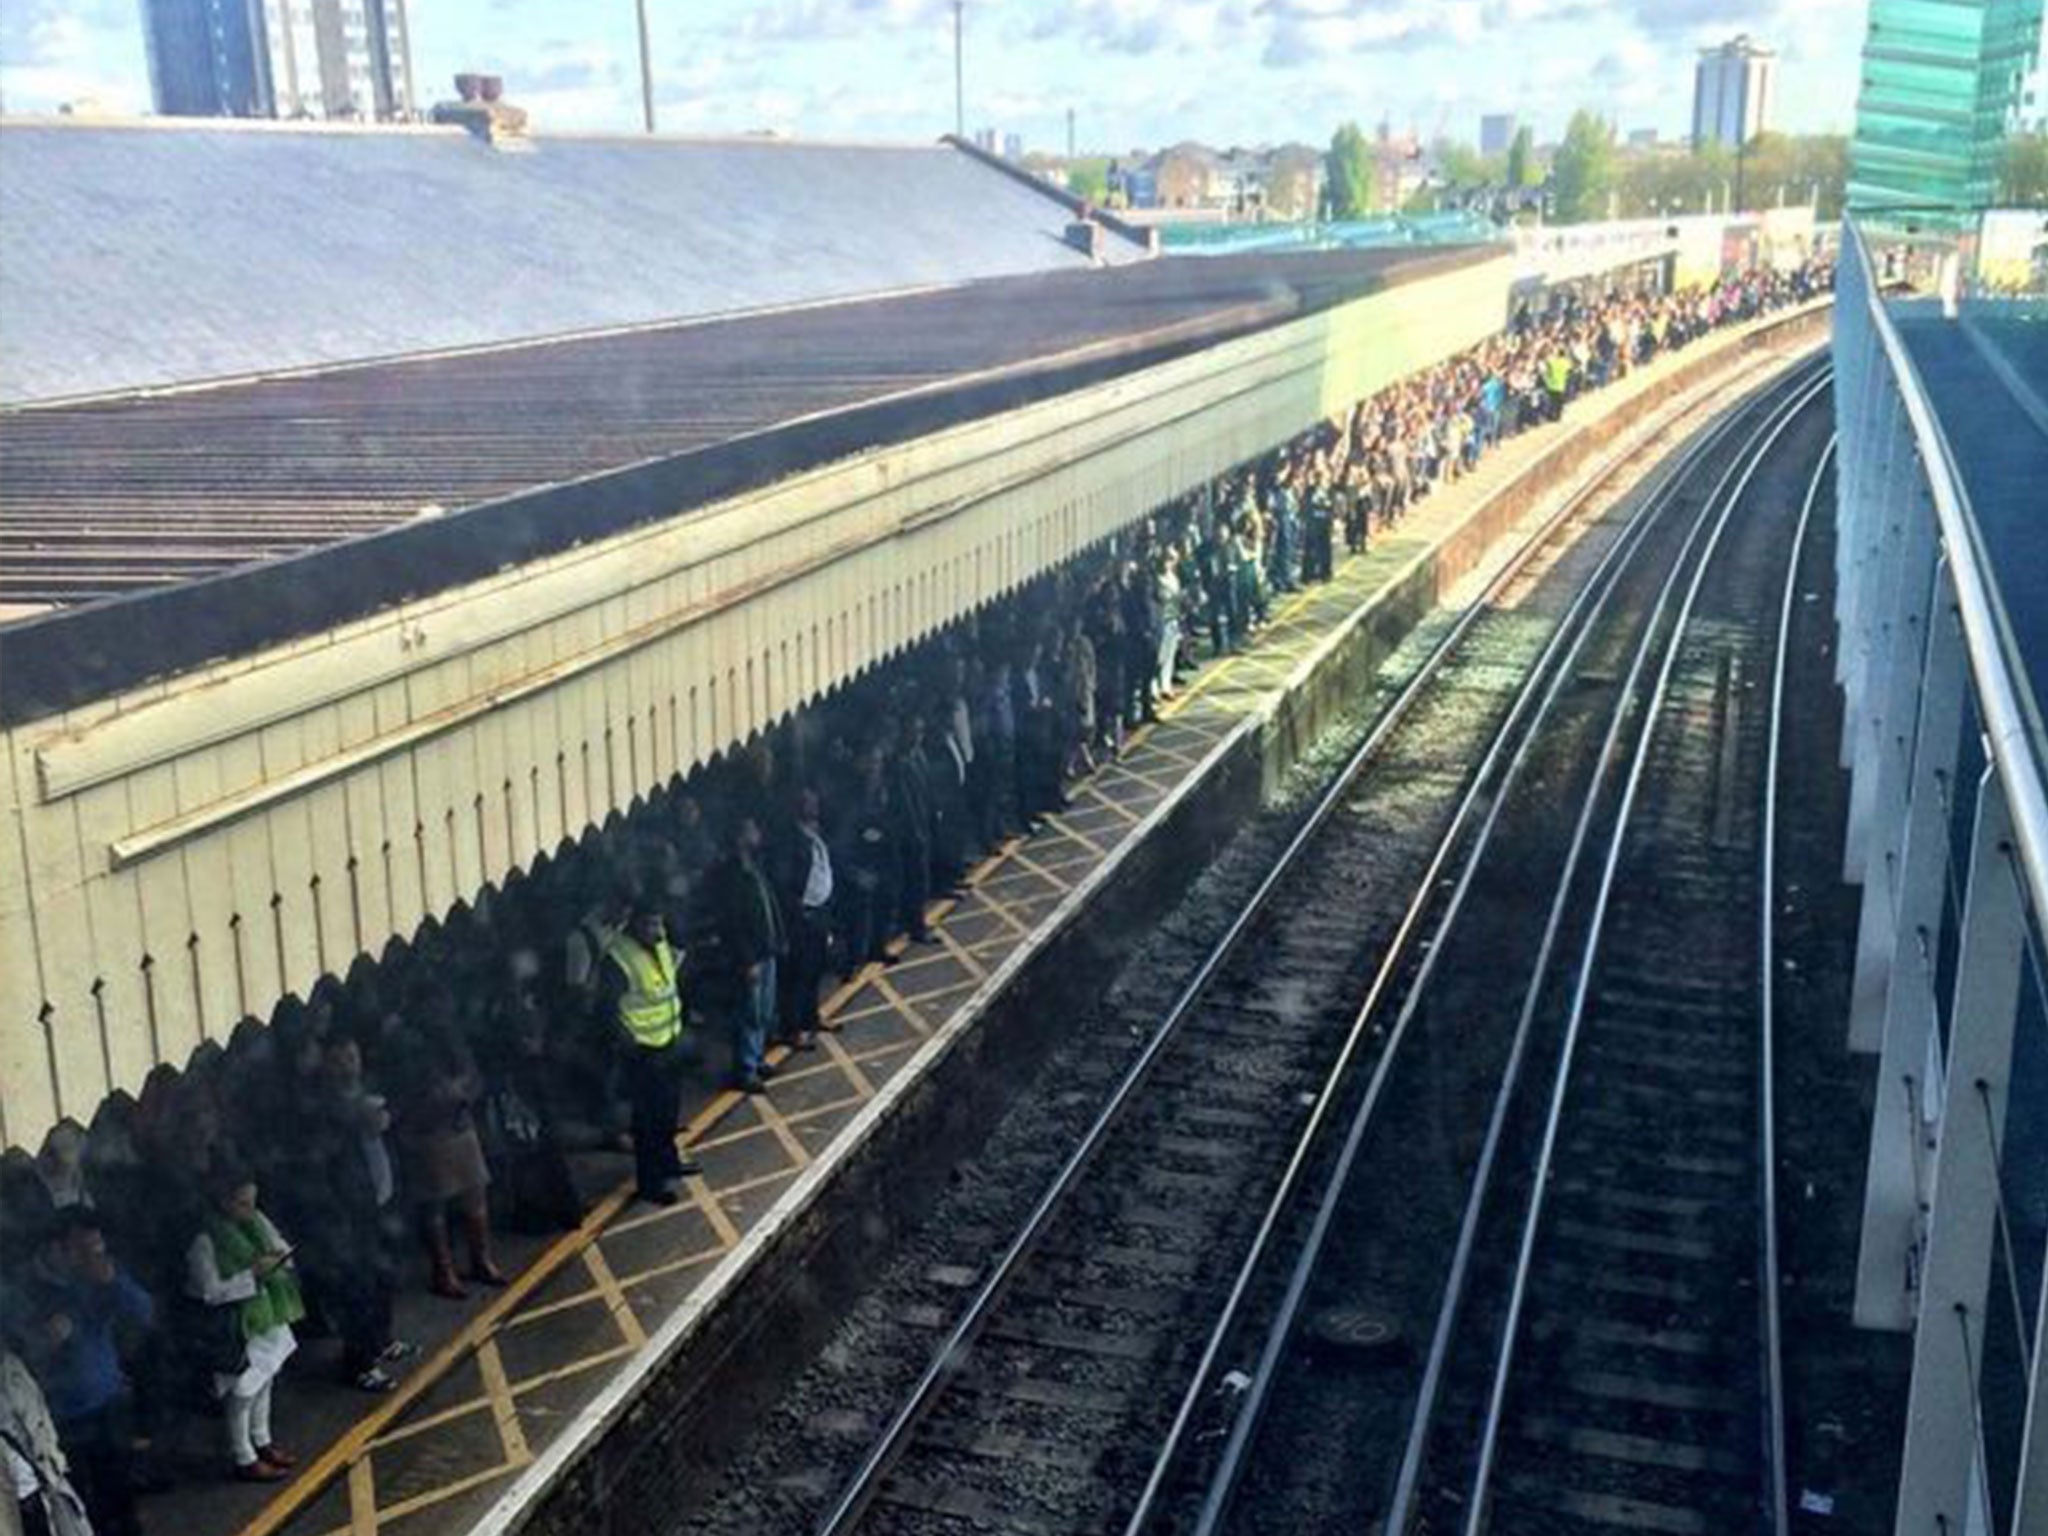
[[1065, 218, 1107, 261], [433, 72, 529, 146]]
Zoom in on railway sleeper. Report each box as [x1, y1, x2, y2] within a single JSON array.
[[1558, 1144, 1751, 1183], [983, 1317, 1163, 1363], [1568, 1102, 1752, 1149], [1582, 1033, 1752, 1077], [1516, 1415, 1748, 1476], [1547, 1217, 1727, 1264], [1492, 1476, 1733, 1536]]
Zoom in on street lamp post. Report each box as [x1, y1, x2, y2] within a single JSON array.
[[635, 0, 655, 133]]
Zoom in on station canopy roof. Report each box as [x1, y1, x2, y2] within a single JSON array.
[[0, 115, 1499, 722], [0, 117, 1152, 406]]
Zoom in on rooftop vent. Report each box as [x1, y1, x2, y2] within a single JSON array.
[[432, 73, 529, 147]]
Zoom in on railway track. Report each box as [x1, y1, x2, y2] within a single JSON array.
[[1436, 385, 1835, 1536], [1129, 369, 1836, 1536], [802, 350, 1833, 1536]]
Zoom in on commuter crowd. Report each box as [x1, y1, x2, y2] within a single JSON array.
[[0, 258, 1829, 1536]]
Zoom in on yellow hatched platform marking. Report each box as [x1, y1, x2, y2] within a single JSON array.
[[934, 924, 987, 980], [752, 1090, 814, 1171], [612, 1242, 727, 1289], [1040, 813, 1105, 856], [476, 1338, 532, 1466], [346, 1453, 377, 1536], [689, 1173, 744, 1249], [507, 1342, 635, 1397], [866, 968, 929, 1036], [821, 1031, 877, 1098], [583, 1245, 650, 1350]]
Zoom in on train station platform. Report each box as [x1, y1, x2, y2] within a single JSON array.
[[148, 303, 1825, 1536]]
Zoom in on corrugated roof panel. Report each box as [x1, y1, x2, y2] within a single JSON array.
[[0, 246, 1501, 723], [0, 121, 1146, 404]]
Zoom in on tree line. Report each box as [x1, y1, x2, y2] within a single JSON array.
[[1323, 110, 2048, 225]]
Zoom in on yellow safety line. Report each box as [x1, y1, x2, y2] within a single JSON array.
[[882, 945, 971, 983], [612, 1243, 728, 1289], [475, 1339, 533, 1465], [1108, 758, 1186, 793], [688, 1174, 744, 1249], [820, 997, 897, 1030], [886, 978, 981, 1021], [775, 1093, 870, 1130], [582, 1245, 651, 1350], [1074, 783, 1140, 823], [818, 964, 879, 1017], [346, 1452, 378, 1536], [963, 837, 1024, 888], [685, 1116, 772, 1155], [1040, 813, 1105, 856], [368, 1392, 492, 1449], [344, 1458, 529, 1536], [1028, 840, 1106, 874], [968, 885, 1036, 938], [934, 924, 987, 980], [1004, 843, 1079, 884], [506, 1343, 637, 1398], [751, 1091, 814, 1171], [821, 1031, 877, 1098], [865, 968, 929, 1036]]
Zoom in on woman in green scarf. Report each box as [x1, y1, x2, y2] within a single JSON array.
[[184, 1171, 305, 1482]]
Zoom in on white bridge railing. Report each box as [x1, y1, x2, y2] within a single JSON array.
[[1835, 216, 2048, 1535]]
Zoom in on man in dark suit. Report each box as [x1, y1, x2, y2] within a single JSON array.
[[774, 787, 835, 1050], [890, 715, 935, 944], [711, 817, 787, 1094]]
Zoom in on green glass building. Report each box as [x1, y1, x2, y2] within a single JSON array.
[[1847, 0, 2043, 216]]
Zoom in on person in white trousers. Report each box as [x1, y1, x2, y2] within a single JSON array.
[[185, 1174, 303, 1483]]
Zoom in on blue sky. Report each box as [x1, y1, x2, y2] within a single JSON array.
[[0, 0, 1912, 149]]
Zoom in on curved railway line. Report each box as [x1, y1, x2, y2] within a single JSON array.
[[793, 351, 1835, 1536]]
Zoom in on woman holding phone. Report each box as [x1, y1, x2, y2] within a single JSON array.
[[184, 1170, 304, 1482]]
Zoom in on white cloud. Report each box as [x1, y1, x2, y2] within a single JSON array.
[[1, 7, 146, 114]]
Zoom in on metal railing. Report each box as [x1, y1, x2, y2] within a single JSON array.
[[1834, 216, 2048, 1535]]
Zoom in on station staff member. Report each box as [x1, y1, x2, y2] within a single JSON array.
[[601, 902, 700, 1206]]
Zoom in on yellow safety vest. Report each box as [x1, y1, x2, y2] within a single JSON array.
[[606, 934, 683, 1049]]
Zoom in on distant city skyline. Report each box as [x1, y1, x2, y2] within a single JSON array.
[[5, 0, 2038, 147]]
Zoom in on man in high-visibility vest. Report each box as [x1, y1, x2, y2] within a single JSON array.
[[1542, 348, 1574, 422], [600, 900, 699, 1206]]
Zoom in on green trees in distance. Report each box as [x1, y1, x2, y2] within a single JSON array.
[[1434, 138, 1505, 190], [1552, 110, 1617, 223], [1507, 125, 1537, 189], [1415, 119, 1848, 223], [1611, 133, 1847, 220], [1326, 121, 1377, 218], [1318, 110, 1859, 227], [2003, 133, 2048, 206], [1064, 156, 1110, 204]]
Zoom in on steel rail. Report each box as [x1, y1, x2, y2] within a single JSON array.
[[1458, 374, 1833, 1536], [811, 348, 1814, 1536], [1172, 360, 1834, 1536], [1384, 367, 1831, 1536], [1123, 353, 1832, 1536], [1759, 435, 1836, 1536]]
